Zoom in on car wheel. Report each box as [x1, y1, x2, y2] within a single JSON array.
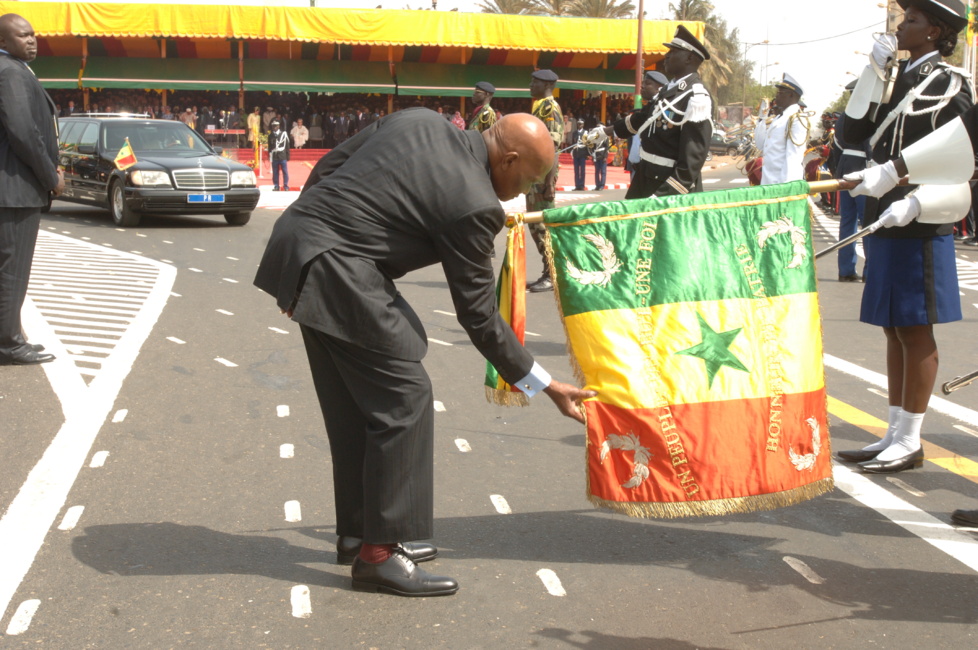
[[109, 180, 140, 227], [727, 147, 737, 156], [705, 152, 713, 161], [224, 211, 251, 226]]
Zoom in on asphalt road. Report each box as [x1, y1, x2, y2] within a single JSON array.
[[2, 164, 978, 648]]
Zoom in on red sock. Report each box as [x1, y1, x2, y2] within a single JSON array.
[[359, 543, 395, 564]]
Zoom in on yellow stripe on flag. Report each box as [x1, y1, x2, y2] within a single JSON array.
[[564, 293, 824, 409]]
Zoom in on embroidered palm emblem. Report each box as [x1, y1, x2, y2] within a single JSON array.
[[676, 313, 749, 388]]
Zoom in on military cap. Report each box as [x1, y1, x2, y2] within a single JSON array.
[[775, 72, 804, 96], [663, 25, 710, 61], [531, 69, 559, 82], [644, 70, 669, 86], [475, 81, 496, 94], [897, 0, 968, 32]]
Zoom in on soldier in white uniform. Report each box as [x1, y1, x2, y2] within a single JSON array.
[[754, 73, 810, 185]]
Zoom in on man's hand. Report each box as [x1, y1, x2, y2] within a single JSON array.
[[877, 196, 920, 228], [52, 168, 65, 197], [844, 160, 901, 197], [543, 380, 597, 424]]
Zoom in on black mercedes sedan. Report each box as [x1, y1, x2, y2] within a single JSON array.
[[56, 115, 260, 227]]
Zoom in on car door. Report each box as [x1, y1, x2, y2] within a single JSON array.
[[72, 122, 102, 203], [57, 121, 83, 200]]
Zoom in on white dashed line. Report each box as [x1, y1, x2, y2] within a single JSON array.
[[4, 599, 40, 635], [111, 409, 128, 423], [89, 451, 109, 468], [887, 477, 926, 497], [163, 240, 173, 244], [433, 309, 456, 317], [702, 178, 721, 184], [525, 330, 541, 337], [433, 401, 445, 412], [268, 327, 289, 334], [216, 309, 234, 316], [429, 338, 453, 346], [490, 494, 512, 514], [214, 357, 238, 367], [57, 505, 85, 531], [223, 278, 239, 284], [284, 500, 302, 522], [166, 336, 185, 344], [170, 292, 181, 297], [783, 556, 824, 584], [188, 268, 202, 273], [277, 405, 290, 417], [953, 424, 978, 439], [136, 233, 147, 238], [455, 439, 472, 453], [536, 569, 567, 597], [729, 177, 749, 184], [193, 248, 206, 252], [280, 444, 295, 459], [290, 585, 312, 618], [227, 256, 239, 261]]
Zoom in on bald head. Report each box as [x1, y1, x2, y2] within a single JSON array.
[[0, 14, 37, 63], [483, 113, 555, 201]]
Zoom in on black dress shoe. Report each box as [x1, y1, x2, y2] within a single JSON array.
[[837, 448, 881, 463], [951, 509, 978, 527], [351, 551, 458, 597], [335, 536, 437, 566], [838, 274, 863, 283], [527, 277, 553, 293], [858, 447, 924, 474], [30, 343, 45, 352], [0, 349, 56, 366]]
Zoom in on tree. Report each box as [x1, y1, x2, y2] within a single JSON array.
[[529, 0, 575, 14], [567, 0, 636, 19], [477, 0, 535, 13]]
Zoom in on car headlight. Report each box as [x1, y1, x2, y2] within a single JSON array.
[[130, 170, 172, 187], [231, 170, 257, 187]]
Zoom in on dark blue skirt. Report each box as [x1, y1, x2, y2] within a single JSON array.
[[860, 234, 961, 327]]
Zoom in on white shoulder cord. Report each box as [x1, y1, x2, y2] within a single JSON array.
[[870, 66, 964, 156]]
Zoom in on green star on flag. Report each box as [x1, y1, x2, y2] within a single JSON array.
[[676, 312, 750, 388]]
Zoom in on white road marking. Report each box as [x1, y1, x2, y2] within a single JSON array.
[[227, 256, 239, 261], [490, 494, 512, 514], [163, 240, 173, 244], [825, 353, 978, 427], [277, 405, 290, 417], [89, 451, 109, 468], [136, 233, 147, 238], [222, 278, 239, 283], [170, 292, 181, 297], [280, 444, 295, 459], [290, 585, 312, 618], [729, 177, 749, 184], [536, 569, 567, 597], [111, 409, 128, 423], [429, 338, 453, 346], [833, 463, 978, 573], [887, 477, 926, 497], [193, 248, 206, 252], [953, 424, 978, 439], [433, 401, 445, 412], [284, 500, 302, 522], [214, 357, 238, 367], [268, 327, 289, 334], [702, 178, 721, 184], [433, 309, 456, 317], [216, 309, 234, 316], [868, 388, 888, 399], [188, 268, 202, 273], [4, 599, 40, 635], [57, 505, 85, 531], [455, 439, 472, 453], [525, 330, 541, 337], [115, 228, 125, 232], [166, 336, 185, 344], [782, 556, 824, 584]]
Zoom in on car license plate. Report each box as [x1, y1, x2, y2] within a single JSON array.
[[188, 193, 225, 203]]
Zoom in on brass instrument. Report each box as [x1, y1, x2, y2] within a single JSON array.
[[942, 370, 978, 394]]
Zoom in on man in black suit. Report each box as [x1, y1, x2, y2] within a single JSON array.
[[0, 13, 63, 366], [255, 109, 594, 597]]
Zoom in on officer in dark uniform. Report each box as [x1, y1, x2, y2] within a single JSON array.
[[468, 81, 498, 133], [607, 25, 713, 200], [526, 69, 563, 293]]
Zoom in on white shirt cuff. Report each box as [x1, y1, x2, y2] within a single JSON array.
[[514, 362, 551, 398]]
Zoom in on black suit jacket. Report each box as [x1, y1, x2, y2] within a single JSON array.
[[255, 108, 533, 383], [0, 52, 60, 209]]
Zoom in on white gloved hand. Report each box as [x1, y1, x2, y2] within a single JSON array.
[[871, 33, 898, 69], [878, 196, 921, 228], [844, 161, 901, 197]]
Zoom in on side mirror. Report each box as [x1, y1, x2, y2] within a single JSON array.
[[77, 144, 96, 155]]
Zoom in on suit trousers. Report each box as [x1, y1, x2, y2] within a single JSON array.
[[0, 207, 41, 356], [300, 324, 435, 543], [837, 190, 864, 277]]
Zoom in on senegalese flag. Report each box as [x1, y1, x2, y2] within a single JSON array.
[[114, 138, 137, 171], [485, 218, 529, 407], [545, 180, 832, 518]]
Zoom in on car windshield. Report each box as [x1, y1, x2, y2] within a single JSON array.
[[102, 122, 213, 156]]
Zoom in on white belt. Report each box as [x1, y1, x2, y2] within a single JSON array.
[[842, 149, 866, 158], [640, 151, 677, 167]]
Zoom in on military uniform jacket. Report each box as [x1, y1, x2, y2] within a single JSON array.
[[254, 108, 534, 384], [843, 54, 973, 238], [467, 104, 497, 133], [611, 72, 713, 192], [754, 103, 809, 185], [0, 51, 60, 208]]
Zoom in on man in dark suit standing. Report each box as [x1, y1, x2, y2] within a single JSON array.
[[255, 110, 594, 597], [0, 13, 63, 365]]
